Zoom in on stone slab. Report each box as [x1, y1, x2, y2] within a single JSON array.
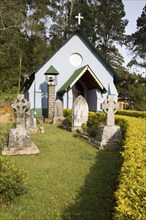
[[8, 128, 32, 148], [96, 125, 123, 149], [2, 142, 40, 156]]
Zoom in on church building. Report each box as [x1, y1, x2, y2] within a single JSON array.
[[24, 27, 119, 118]]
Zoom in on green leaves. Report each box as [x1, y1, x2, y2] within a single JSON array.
[[0, 156, 27, 205], [114, 116, 146, 220]]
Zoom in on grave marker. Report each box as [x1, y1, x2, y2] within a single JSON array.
[[53, 99, 64, 124], [2, 94, 40, 155], [96, 95, 122, 149], [72, 95, 88, 131]]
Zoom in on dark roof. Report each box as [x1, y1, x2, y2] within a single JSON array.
[[58, 65, 106, 94], [44, 65, 59, 75], [22, 28, 120, 92]]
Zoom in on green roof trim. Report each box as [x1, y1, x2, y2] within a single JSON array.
[[58, 65, 105, 94], [22, 28, 121, 92], [44, 65, 59, 75]]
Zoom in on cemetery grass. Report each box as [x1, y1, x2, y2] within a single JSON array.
[[0, 123, 122, 220]]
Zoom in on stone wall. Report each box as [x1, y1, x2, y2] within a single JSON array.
[[48, 84, 55, 119]]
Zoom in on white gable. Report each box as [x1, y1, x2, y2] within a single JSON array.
[[27, 30, 118, 114]]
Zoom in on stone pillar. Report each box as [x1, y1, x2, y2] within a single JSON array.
[[48, 77, 55, 119]]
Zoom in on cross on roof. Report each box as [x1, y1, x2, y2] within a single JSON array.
[[75, 13, 84, 25]]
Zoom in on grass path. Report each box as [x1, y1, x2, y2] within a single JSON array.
[[0, 123, 122, 220]]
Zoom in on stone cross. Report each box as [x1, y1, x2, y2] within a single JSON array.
[[75, 13, 84, 25], [101, 95, 119, 126], [11, 94, 30, 129]]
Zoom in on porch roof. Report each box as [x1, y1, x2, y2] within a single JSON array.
[[58, 65, 106, 94]]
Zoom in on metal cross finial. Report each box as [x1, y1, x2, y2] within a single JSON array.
[[75, 13, 84, 25]]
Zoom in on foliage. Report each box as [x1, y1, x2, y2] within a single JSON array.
[[62, 108, 72, 129], [93, 0, 128, 68], [0, 156, 27, 206], [114, 116, 146, 220], [116, 110, 146, 119], [0, 0, 53, 93], [86, 112, 105, 137], [116, 69, 146, 111]]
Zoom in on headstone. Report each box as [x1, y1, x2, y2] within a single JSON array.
[[11, 94, 30, 129], [26, 108, 37, 133], [2, 94, 40, 155], [72, 95, 89, 131], [101, 95, 119, 126], [53, 99, 64, 124], [96, 95, 122, 149]]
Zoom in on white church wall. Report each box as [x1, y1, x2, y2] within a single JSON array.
[[27, 31, 118, 116]]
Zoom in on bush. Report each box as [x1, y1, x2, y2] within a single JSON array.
[[62, 109, 72, 129], [0, 156, 27, 206], [114, 116, 146, 220], [116, 110, 146, 119], [87, 112, 106, 137]]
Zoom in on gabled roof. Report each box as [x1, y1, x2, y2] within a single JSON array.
[[58, 65, 106, 94], [44, 65, 59, 75], [22, 28, 120, 92]]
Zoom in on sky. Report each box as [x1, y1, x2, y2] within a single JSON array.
[[123, 0, 145, 35], [120, 0, 145, 74]]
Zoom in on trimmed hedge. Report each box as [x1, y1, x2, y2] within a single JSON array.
[[116, 110, 146, 119], [0, 156, 27, 206], [114, 116, 146, 220]]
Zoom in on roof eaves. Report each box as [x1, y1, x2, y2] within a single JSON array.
[[58, 64, 106, 94]]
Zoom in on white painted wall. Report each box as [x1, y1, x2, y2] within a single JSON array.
[[27, 32, 118, 113]]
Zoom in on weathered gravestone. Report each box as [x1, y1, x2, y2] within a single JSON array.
[[53, 99, 64, 124], [72, 95, 89, 131], [26, 108, 37, 133], [2, 94, 40, 155], [96, 95, 122, 149]]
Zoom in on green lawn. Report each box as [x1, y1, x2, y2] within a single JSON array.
[[0, 123, 122, 220]]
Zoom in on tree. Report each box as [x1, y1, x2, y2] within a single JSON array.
[[92, 0, 128, 68], [0, 0, 27, 92], [0, 0, 54, 93], [116, 69, 146, 111], [128, 5, 146, 69]]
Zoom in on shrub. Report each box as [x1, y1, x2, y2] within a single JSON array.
[[0, 156, 27, 206], [116, 110, 146, 119], [87, 112, 105, 137], [62, 109, 72, 129], [114, 116, 146, 220]]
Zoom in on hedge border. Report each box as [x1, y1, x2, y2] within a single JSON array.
[[114, 115, 146, 220]]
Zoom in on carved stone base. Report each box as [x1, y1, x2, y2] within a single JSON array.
[[2, 128, 40, 155], [96, 125, 123, 149], [53, 116, 64, 124], [2, 143, 40, 156], [71, 126, 83, 132]]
